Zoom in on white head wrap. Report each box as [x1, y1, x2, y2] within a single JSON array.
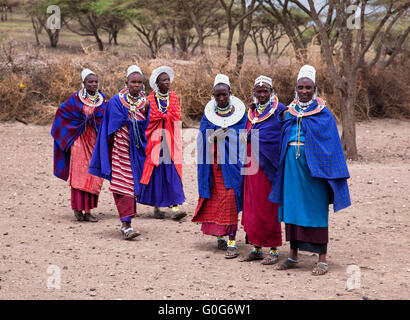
[[127, 65, 143, 78], [297, 65, 316, 84], [149, 66, 174, 91], [81, 68, 96, 88], [213, 74, 230, 88], [254, 75, 272, 88]]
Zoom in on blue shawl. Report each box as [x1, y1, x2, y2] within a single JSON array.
[[88, 94, 151, 196], [197, 112, 247, 213], [50, 91, 106, 181], [269, 100, 351, 212], [246, 101, 287, 184]]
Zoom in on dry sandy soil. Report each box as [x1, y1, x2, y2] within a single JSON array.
[[0, 119, 409, 300]]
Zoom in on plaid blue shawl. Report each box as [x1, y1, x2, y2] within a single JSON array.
[[50, 91, 106, 181], [197, 112, 247, 213], [269, 100, 351, 212], [88, 94, 151, 197]]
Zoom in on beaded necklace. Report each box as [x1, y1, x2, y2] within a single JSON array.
[[78, 88, 104, 107], [297, 98, 315, 107], [215, 98, 234, 117], [247, 95, 279, 127], [119, 88, 146, 112], [287, 98, 325, 159], [155, 90, 170, 113], [255, 101, 269, 115], [205, 95, 246, 128], [119, 88, 146, 149]]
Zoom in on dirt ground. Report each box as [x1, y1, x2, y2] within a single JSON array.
[[0, 119, 409, 300]]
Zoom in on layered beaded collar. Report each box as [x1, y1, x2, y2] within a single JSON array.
[[287, 97, 325, 118], [216, 102, 234, 117], [204, 95, 246, 128], [247, 95, 279, 124], [78, 88, 104, 107], [119, 88, 146, 112]]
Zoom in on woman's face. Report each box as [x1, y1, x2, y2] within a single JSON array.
[[213, 84, 230, 108], [156, 72, 170, 93], [127, 72, 144, 97], [296, 78, 315, 103], [254, 85, 272, 105], [84, 74, 98, 95]]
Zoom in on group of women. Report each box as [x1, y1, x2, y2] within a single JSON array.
[[51, 64, 351, 276]]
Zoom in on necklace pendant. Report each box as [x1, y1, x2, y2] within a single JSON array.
[[130, 105, 136, 112]]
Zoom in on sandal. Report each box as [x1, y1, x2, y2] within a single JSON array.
[[153, 208, 165, 219], [261, 253, 279, 265], [172, 211, 187, 221], [312, 262, 328, 276], [84, 212, 98, 222], [275, 258, 299, 270], [240, 251, 263, 262], [225, 246, 239, 259], [74, 210, 84, 221], [121, 227, 140, 240], [217, 239, 227, 250]]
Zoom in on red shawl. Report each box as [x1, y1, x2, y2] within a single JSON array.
[[140, 90, 183, 185]]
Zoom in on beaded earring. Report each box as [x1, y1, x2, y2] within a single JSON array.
[[312, 87, 318, 100]]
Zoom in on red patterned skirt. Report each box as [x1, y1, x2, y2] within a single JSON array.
[[192, 163, 238, 226]]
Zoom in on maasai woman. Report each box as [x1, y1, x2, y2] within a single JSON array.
[[51, 68, 106, 222], [269, 65, 351, 275], [192, 74, 247, 259], [139, 66, 186, 220], [240, 75, 286, 265], [89, 65, 150, 240]]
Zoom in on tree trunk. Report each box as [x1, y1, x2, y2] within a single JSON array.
[[198, 33, 205, 55], [94, 31, 104, 51], [150, 45, 157, 59], [226, 28, 234, 59], [113, 31, 118, 45], [253, 38, 260, 64], [235, 41, 245, 73], [48, 29, 60, 48], [187, 6, 205, 55], [338, 87, 358, 161], [31, 17, 41, 46]]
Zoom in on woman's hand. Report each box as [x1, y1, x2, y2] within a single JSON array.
[[239, 131, 248, 144], [207, 128, 227, 143]]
